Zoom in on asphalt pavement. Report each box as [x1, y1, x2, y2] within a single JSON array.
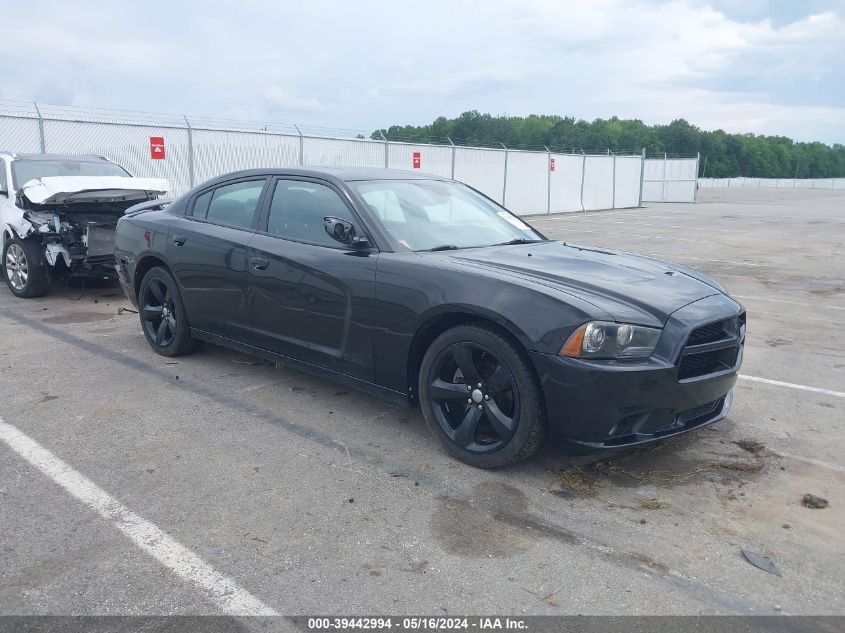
[[0, 187, 842, 616]]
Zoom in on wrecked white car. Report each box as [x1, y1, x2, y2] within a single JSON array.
[[0, 153, 169, 297]]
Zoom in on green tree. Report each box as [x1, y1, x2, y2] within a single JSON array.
[[373, 112, 845, 178]]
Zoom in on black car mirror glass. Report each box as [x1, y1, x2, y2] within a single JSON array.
[[324, 216, 368, 247]]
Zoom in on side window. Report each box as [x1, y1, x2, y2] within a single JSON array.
[[267, 180, 357, 246], [202, 180, 265, 229], [0, 161, 8, 194], [192, 189, 212, 218]]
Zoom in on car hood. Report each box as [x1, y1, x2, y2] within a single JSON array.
[[426, 241, 725, 326], [19, 176, 171, 205]]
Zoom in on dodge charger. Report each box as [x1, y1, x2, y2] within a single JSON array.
[[114, 167, 745, 468]]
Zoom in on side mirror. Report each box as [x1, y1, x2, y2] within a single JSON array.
[[324, 216, 369, 248]]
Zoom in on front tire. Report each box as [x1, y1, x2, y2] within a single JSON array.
[[3, 237, 50, 298], [138, 266, 200, 357], [419, 324, 545, 468]]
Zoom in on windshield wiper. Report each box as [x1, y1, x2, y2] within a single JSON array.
[[496, 238, 544, 246], [426, 244, 461, 251]]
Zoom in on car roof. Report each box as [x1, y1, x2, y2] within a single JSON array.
[[201, 166, 450, 184]]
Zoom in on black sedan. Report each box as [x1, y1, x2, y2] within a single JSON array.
[[115, 167, 745, 468]]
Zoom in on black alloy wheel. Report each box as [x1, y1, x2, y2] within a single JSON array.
[[419, 324, 545, 468], [141, 276, 177, 347], [428, 341, 519, 452], [138, 266, 199, 357]]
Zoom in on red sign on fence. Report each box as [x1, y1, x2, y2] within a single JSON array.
[[150, 136, 166, 160], [412, 151, 421, 169], [549, 157, 555, 172]]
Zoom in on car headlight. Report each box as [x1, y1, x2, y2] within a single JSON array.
[[560, 321, 661, 359]]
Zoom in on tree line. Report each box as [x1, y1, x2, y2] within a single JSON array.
[[372, 111, 845, 178]]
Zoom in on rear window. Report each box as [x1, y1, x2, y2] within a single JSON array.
[[194, 180, 265, 229], [11, 159, 130, 189]]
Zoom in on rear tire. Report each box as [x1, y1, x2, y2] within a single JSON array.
[[3, 236, 50, 298], [138, 266, 201, 357], [419, 324, 545, 468]]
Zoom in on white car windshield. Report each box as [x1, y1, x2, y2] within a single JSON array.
[[11, 159, 130, 189], [351, 179, 544, 251]]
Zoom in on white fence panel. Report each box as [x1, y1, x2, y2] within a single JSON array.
[[614, 156, 642, 208], [387, 142, 452, 178], [549, 154, 584, 213], [641, 159, 665, 201], [303, 137, 384, 169], [42, 119, 193, 195], [453, 147, 506, 203], [0, 116, 41, 153], [192, 129, 299, 185], [0, 106, 689, 207], [642, 157, 697, 202], [504, 150, 548, 215], [699, 177, 845, 190], [582, 156, 614, 211]]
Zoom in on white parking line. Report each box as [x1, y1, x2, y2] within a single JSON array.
[[533, 216, 746, 230], [739, 375, 845, 399], [733, 294, 845, 311], [770, 451, 845, 474], [0, 417, 279, 616], [552, 227, 714, 244], [646, 255, 782, 268]]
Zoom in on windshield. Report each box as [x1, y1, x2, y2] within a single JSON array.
[[11, 159, 130, 189], [351, 179, 544, 251]]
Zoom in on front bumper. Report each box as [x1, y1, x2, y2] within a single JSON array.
[[530, 294, 743, 448]]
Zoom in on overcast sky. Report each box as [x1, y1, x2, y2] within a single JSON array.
[[2, 0, 843, 143]]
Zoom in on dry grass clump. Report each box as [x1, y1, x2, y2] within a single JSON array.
[[714, 459, 764, 473], [734, 438, 766, 454], [639, 498, 669, 510], [592, 456, 764, 486], [555, 466, 599, 497]]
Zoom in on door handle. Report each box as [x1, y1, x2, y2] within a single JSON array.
[[250, 256, 270, 271], [173, 234, 187, 246]]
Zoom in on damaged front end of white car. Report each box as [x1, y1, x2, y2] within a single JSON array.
[[2, 175, 169, 298]]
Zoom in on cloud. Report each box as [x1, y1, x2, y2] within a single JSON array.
[[0, 1, 842, 143]]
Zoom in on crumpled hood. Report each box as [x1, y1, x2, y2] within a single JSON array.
[[426, 241, 726, 326], [20, 176, 170, 205]]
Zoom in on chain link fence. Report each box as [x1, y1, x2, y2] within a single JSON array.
[[0, 101, 700, 214]]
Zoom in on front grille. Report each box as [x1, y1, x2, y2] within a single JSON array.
[[678, 315, 743, 380], [676, 397, 723, 425], [688, 321, 727, 345], [679, 350, 723, 378]]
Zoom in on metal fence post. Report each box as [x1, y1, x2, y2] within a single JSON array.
[[693, 151, 700, 202], [183, 115, 195, 187], [544, 145, 551, 215], [579, 149, 587, 212], [662, 152, 668, 202], [610, 149, 616, 209], [294, 124, 304, 166], [638, 148, 646, 207], [501, 143, 508, 206], [447, 137, 456, 180], [33, 102, 46, 153], [378, 131, 389, 168]]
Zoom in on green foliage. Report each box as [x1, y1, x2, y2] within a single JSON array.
[[371, 112, 845, 178]]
